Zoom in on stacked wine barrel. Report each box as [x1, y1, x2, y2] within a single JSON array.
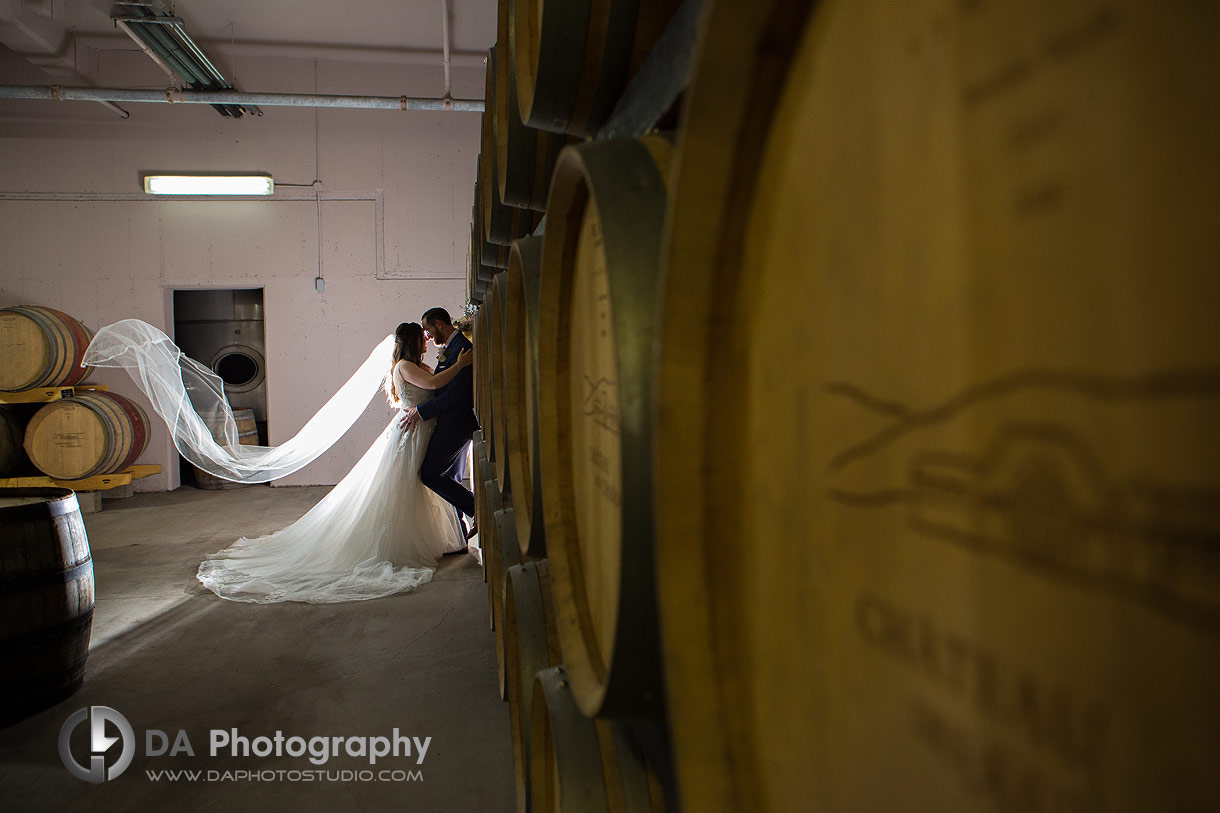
[[473, 0, 1220, 809], [470, 2, 682, 810], [0, 306, 94, 392], [1, 305, 152, 483]]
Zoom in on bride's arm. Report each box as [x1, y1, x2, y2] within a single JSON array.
[[396, 349, 472, 390]]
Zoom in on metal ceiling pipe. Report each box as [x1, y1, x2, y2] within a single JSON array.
[[441, 0, 453, 99], [0, 84, 484, 112]]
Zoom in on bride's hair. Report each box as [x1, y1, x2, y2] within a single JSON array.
[[385, 322, 426, 405]]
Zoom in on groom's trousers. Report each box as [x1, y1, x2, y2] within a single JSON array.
[[421, 434, 474, 522]]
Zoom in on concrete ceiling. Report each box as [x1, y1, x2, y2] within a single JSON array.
[[0, 0, 496, 82]]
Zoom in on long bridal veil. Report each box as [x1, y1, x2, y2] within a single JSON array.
[[82, 319, 393, 483]]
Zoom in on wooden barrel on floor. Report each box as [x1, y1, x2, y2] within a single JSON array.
[[0, 404, 31, 475], [495, 1, 568, 210], [194, 408, 258, 490], [536, 135, 672, 718], [0, 488, 94, 718], [654, 1, 1220, 810], [505, 560, 562, 812], [530, 665, 667, 812], [489, 272, 512, 494], [511, 0, 683, 137], [505, 236, 547, 556], [0, 306, 94, 391], [24, 391, 149, 480]]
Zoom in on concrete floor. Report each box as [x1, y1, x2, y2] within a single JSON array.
[[0, 485, 513, 811]]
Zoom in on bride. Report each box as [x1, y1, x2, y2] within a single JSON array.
[[194, 322, 474, 603]]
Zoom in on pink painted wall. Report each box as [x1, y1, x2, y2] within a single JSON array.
[[0, 45, 482, 489]]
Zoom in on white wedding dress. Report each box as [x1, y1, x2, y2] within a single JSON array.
[[196, 370, 465, 603]]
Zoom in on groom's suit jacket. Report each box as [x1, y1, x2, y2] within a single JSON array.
[[416, 329, 479, 446]]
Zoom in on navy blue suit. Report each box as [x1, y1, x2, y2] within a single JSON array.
[[417, 330, 478, 527]]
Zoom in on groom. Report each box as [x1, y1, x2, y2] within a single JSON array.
[[401, 307, 479, 550]]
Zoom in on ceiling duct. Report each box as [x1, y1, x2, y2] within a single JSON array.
[[111, 1, 260, 118]]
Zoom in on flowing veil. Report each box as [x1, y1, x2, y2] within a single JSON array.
[[82, 319, 394, 483]]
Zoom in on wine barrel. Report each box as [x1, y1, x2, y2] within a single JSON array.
[[655, 1, 1220, 810], [479, 47, 543, 248], [476, 169, 511, 271], [530, 666, 667, 813], [491, 507, 524, 700], [24, 391, 149, 480], [194, 407, 258, 490], [477, 285, 499, 466], [0, 404, 31, 475], [511, 0, 683, 137], [505, 560, 563, 813], [536, 135, 672, 718], [480, 467, 507, 634], [495, 4, 569, 211], [467, 225, 487, 303], [505, 236, 547, 556], [0, 488, 94, 718], [489, 272, 512, 494], [0, 305, 94, 391]]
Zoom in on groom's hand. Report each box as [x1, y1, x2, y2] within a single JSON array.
[[399, 407, 419, 430]]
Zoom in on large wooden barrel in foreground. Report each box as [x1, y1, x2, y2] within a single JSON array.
[[505, 236, 547, 556], [0, 306, 93, 391], [511, 0, 683, 137], [0, 488, 94, 718], [194, 407, 258, 490], [24, 391, 149, 480], [536, 135, 672, 719], [655, 1, 1220, 810]]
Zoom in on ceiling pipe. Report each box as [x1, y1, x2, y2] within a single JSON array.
[[0, 84, 484, 112], [440, 0, 452, 102]]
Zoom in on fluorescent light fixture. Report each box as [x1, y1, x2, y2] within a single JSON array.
[[143, 175, 274, 195]]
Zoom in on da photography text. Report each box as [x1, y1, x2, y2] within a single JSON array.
[[60, 706, 431, 784]]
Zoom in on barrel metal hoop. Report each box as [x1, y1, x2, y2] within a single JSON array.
[[0, 557, 93, 590]]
